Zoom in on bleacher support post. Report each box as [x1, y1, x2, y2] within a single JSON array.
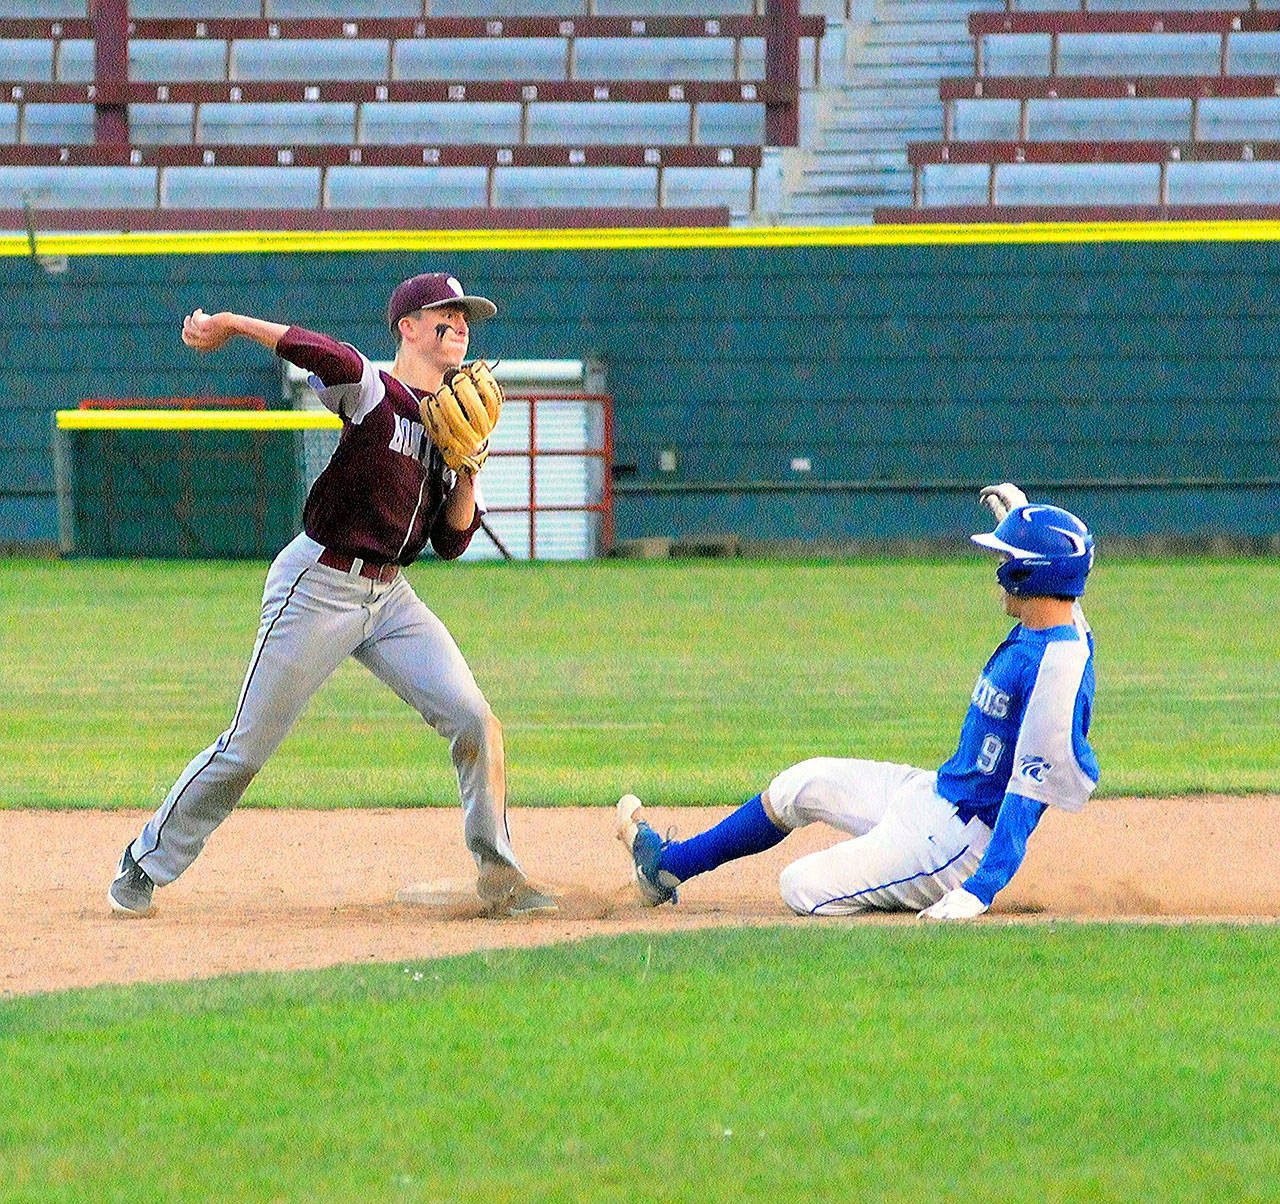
[[765, 0, 800, 145], [91, 0, 129, 145]]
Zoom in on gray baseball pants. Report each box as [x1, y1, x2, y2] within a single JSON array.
[[131, 532, 523, 894]]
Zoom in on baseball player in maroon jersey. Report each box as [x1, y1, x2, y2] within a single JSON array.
[[109, 272, 557, 918]]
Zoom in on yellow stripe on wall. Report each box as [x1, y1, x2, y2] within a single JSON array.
[[55, 409, 342, 430], [9, 219, 1280, 259]]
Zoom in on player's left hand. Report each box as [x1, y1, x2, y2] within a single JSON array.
[[918, 887, 989, 922], [422, 360, 503, 474]]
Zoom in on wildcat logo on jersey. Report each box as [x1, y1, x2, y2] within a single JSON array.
[[971, 675, 1010, 718], [1019, 755, 1052, 783], [388, 415, 424, 459]]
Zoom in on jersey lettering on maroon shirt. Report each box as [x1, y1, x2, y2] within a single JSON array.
[[275, 326, 481, 564]]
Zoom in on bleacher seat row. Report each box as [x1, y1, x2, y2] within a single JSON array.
[[0, 16, 824, 86], [909, 139, 1280, 207], [0, 143, 763, 212], [970, 9, 1280, 77], [940, 76, 1280, 141], [2, 80, 778, 148]]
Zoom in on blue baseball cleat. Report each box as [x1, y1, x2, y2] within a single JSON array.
[[616, 794, 680, 906]]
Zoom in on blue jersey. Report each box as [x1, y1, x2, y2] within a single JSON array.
[[936, 606, 1098, 831]]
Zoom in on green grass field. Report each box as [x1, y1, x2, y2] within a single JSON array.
[[3, 554, 1279, 1201], [2, 556, 1278, 808], [2, 925, 1277, 1204]]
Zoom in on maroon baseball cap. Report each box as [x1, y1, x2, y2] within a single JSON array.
[[387, 272, 497, 333]]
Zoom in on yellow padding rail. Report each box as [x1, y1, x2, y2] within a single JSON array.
[[55, 409, 342, 431], [11, 219, 1280, 259]]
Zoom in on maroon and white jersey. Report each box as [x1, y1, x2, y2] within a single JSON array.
[[276, 326, 482, 564]]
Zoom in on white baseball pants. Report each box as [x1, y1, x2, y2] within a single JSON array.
[[767, 758, 992, 915], [132, 533, 521, 889]]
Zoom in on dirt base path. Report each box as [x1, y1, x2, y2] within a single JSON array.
[[4, 797, 1277, 997]]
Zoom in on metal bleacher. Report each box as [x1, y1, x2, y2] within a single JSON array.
[[7, 0, 1277, 228], [0, 1, 823, 230], [876, 2, 1280, 221]]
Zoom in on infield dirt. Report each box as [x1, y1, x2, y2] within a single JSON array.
[[3, 797, 1277, 996]]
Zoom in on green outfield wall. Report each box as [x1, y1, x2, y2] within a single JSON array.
[[3, 225, 1278, 552]]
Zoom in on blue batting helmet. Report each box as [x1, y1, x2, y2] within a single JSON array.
[[972, 504, 1095, 598]]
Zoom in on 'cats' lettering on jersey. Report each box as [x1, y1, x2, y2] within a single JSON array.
[[971, 675, 1011, 718], [388, 415, 424, 460]]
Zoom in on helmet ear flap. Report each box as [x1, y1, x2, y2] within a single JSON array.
[[995, 558, 1035, 596]]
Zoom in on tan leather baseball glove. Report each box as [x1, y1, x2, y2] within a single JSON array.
[[422, 360, 504, 474]]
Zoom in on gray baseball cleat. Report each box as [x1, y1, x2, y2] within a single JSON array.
[[505, 882, 559, 916], [108, 843, 156, 916], [477, 861, 558, 916], [616, 794, 679, 906]]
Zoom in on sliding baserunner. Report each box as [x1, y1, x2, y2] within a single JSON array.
[[617, 484, 1098, 921]]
